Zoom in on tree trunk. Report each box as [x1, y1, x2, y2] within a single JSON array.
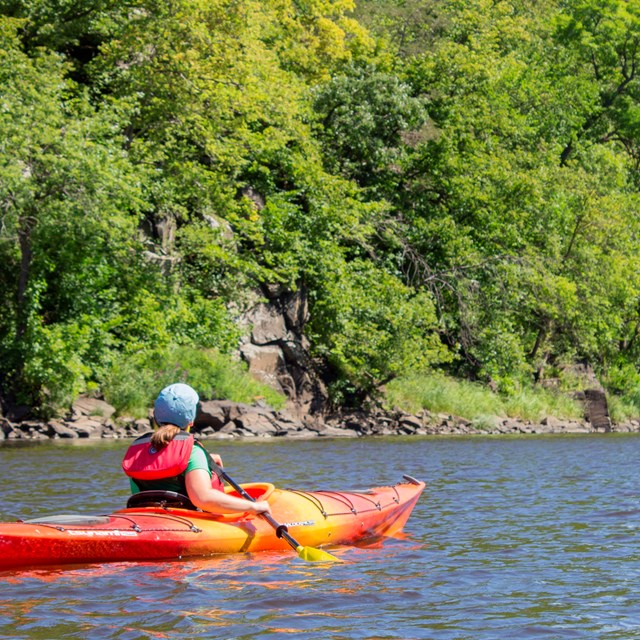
[[16, 215, 33, 340]]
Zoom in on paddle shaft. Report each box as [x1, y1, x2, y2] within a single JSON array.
[[221, 471, 301, 551]]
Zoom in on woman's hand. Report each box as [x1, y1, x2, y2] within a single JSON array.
[[186, 469, 271, 515], [249, 500, 272, 516], [211, 453, 223, 467]]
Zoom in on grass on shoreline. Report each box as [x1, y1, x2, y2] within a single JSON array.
[[384, 373, 585, 426], [100, 348, 639, 426]]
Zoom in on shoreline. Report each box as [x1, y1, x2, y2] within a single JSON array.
[[1, 397, 638, 442]]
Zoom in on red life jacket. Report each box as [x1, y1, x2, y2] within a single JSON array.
[[122, 432, 223, 491]]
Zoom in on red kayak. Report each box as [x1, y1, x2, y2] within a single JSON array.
[[0, 475, 424, 569]]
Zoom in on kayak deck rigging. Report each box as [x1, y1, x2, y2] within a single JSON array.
[[288, 486, 401, 517], [20, 476, 419, 531], [21, 512, 205, 534]]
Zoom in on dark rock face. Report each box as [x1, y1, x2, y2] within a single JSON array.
[[237, 285, 328, 417], [584, 388, 612, 432]]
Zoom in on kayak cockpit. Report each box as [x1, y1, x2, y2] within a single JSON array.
[[119, 482, 277, 521], [125, 482, 276, 511]]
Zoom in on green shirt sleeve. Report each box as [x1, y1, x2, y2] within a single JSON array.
[[186, 444, 211, 477]]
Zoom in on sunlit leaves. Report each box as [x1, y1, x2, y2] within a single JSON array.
[[362, 0, 640, 389], [5, 0, 640, 414], [0, 17, 147, 412], [308, 259, 450, 401], [313, 66, 428, 190]]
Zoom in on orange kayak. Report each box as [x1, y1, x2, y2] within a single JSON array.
[[0, 476, 424, 569]]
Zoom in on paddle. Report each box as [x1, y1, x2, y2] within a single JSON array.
[[221, 471, 341, 563]]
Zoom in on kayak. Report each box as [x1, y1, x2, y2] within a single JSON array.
[[0, 475, 424, 570]]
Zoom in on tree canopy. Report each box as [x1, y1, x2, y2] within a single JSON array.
[[1, 0, 640, 415]]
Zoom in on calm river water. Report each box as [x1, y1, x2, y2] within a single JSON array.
[[0, 434, 639, 639]]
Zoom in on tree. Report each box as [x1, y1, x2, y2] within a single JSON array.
[[358, 0, 640, 389], [313, 65, 429, 193], [553, 0, 640, 169], [0, 17, 148, 412]]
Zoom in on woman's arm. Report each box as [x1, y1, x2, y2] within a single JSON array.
[[185, 468, 271, 515]]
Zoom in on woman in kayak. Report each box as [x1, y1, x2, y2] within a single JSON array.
[[122, 383, 271, 515]]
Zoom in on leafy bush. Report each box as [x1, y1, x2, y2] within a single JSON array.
[[17, 321, 93, 419], [309, 259, 451, 402], [603, 363, 640, 396]]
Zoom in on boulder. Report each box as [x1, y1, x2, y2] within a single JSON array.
[[195, 400, 229, 430], [541, 416, 565, 430], [399, 415, 423, 430], [317, 425, 359, 438], [0, 418, 13, 437], [48, 420, 78, 438], [133, 418, 151, 433], [218, 421, 240, 435], [72, 397, 116, 420], [70, 417, 104, 438], [250, 303, 288, 344], [234, 412, 278, 436], [239, 343, 288, 392], [285, 428, 318, 439]]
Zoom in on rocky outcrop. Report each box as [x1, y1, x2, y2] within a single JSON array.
[[237, 284, 328, 418], [583, 388, 612, 432], [1, 395, 638, 441]]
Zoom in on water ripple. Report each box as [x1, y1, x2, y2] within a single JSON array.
[[2, 435, 640, 638]]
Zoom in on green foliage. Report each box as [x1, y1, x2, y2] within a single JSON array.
[[111, 288, 241, 354], [351, 0, 443, 57], [17, 320, 93, 418], [4, 0, 640, 420], [603, 363, 640, 396], [500, 387, 583, 423], [0, 14, 243, 414], [313, 66, 429, 190], [363, 0, 640, 399], [102, 346, 286, 417], [309, 260, 451, 401], [609, 391, 640, 423], [386, 373, 504, 417], [0, 17, 148, 411]]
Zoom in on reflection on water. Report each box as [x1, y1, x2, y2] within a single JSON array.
[[1, 435, 640, 638]]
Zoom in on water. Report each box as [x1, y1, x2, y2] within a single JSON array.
[[1, 434, 639, 639]]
